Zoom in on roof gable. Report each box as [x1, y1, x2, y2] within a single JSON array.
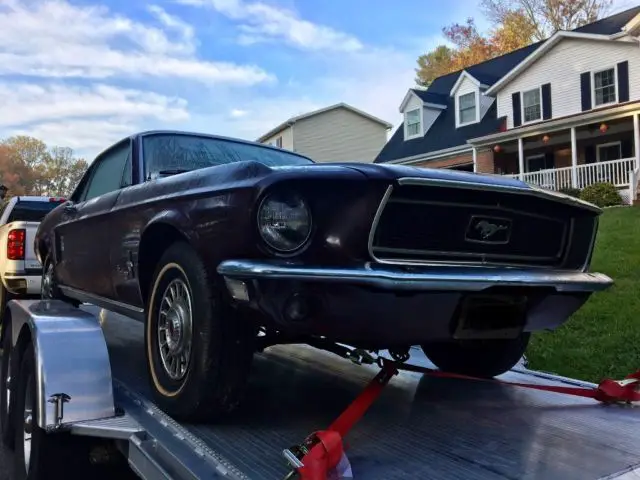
[[257, 102, 392, 143], [485, 31, 635, 95], [449, 70, 487, 96], [399, 89, 447, 112]]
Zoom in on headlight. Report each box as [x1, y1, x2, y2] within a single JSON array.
[[257, 192, 312, 253]]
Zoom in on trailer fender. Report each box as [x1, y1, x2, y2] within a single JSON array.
[[8, 299, 115, 431]]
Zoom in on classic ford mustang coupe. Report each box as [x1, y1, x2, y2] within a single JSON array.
[[34, 130, 612, 422]]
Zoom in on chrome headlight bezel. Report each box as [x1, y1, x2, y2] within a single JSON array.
[[256, 191, 313, 255]]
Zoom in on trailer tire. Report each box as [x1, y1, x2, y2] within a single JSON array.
[[41, 254, 80, 308], [0, 284, 13, 327], [420, 333, 530, 378], [1, 320, 14, 449], [145, 241, 255, 422], [13, 344, 90, 479]]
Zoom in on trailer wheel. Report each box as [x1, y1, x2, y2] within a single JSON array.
[[13, 344, 89, 479], [145, 241, 255, 422], [1, 320, 14, 449], [0, 284, 13, 327], [420, 333, 530, 378], [41, 255, 80, 308]]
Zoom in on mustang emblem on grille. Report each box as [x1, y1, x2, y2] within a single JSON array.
[[465, 216, 512, 244], [475, 220, 507, 239]]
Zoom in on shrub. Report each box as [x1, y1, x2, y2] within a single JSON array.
[[559, 187, 581, 198], [579, 182, 623, 207]]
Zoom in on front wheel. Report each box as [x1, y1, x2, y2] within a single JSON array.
[[420, 333, 530, 378], [144, 241, 256, 422]]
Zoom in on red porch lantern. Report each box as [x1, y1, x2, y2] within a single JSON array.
[[599, 123, 608, 133], [542, 134, 550, 143], [493, 144, 501, 153]]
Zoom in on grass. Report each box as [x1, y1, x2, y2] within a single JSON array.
[[526, 205, 640, 383]]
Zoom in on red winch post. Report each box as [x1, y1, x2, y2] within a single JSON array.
[[290, 360, 399, 480]]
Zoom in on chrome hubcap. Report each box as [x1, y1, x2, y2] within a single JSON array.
[[158, 278, 192, 380], [22, 374, 33, 473]]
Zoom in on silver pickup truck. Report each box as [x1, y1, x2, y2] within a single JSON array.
[[0, 196, 66, 319]]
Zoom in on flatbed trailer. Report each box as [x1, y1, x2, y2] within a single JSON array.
[[2, 299, 640, 480]]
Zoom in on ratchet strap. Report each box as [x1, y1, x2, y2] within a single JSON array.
[[284, 358, 640, 480]]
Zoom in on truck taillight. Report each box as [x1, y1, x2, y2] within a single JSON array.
[[7, 229, 26, 260]]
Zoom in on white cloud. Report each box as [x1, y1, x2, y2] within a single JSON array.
[[0, 0, 273, 84], [178, 0, 364, 52], [0, 82, 191, 157]]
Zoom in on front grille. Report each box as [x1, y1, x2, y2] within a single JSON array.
[[369, 182, 572, 268]]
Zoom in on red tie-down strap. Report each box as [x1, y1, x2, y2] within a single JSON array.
[[285, 359, 640, 480]]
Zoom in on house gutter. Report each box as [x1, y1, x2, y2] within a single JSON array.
[[467, 101, 640, 147], [387, 144, 475, 165]]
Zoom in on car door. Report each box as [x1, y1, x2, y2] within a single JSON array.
[[55, 139, 133, 298]]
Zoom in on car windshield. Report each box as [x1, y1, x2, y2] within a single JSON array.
[[142, 133, 313, 178], [7, 199, 65, 223]]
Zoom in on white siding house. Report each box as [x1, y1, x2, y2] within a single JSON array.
[[256, 103, 392, 163], [465, 22, 640, 204]]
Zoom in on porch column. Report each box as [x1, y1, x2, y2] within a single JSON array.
[[517, 137, 524, 181], [634, 113, 640, 170], [472, 147, 477, 173], [570, 127, 578, 188]]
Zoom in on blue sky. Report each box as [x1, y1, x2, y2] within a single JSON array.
[[0, 0, 635, 160]]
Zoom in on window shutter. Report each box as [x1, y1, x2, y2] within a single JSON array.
[[512, 92, 522, 127], [541, 83, 552, 120], [580, 72, 591, 111], [617, 61, 629, 103]]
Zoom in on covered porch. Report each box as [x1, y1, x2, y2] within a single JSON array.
[[469, 103, 640, 204]]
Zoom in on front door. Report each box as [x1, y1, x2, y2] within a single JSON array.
[[55, 140, 133, 298]]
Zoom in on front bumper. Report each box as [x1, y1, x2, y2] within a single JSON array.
[[217, 260, 613, 293], [217, 260, 612, 346]]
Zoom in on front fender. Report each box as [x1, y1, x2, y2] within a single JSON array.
[[8, 299, 115, 431]]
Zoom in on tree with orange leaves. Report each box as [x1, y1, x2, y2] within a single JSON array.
[[415, 0, 612, 86]]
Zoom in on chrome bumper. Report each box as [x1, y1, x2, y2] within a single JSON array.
[[217, 260, 613, 293]]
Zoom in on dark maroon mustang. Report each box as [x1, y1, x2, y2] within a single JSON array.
[[34, 130, 612, 422]]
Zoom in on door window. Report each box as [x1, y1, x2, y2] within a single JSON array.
[[82, 142, 132, 201]]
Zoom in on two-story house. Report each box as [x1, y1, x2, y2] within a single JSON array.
[[375, 5, 640, 203], [257, 103, 392, 163]]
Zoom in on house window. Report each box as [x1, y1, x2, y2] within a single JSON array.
[[275, 136, 283, 148], [596, 141, 621, 162], [593, 68, 616, 106], [458, 92, 476, 125], [522, 88, 541, 123], [405, 108, 421, 137]]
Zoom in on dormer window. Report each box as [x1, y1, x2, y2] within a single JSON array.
[[404, 108, 422, 139], [522, 87, 541, 123], [457, 92, 477, 126]]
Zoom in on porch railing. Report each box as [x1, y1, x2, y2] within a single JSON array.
[[504, 157, 637, 191]]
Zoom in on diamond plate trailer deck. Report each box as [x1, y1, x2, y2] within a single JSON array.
[[2, 299, 640, 480]]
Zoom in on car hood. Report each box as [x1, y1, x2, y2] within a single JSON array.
[[271, 161, 601, 213]]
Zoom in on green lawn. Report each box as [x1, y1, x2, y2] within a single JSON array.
[[526, 206, 640, 383]]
